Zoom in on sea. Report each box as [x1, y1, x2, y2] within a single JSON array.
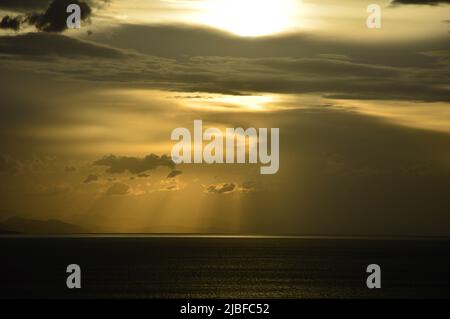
[[1, 236, 449, 299]]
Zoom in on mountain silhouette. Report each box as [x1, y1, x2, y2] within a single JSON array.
[[0, 217, 84, 234], [0, 228, 19, 234]]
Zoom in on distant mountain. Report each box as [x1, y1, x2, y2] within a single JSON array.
[[0, 228, 19, 234], [0, 217, 85, 234]]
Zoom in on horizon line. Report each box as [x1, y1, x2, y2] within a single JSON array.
[[1, 233, 450, 240]]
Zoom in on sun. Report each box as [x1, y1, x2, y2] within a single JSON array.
[[199, 0, 298, 37]]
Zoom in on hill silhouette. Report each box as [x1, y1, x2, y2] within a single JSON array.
[[0, 217, 84, 234]]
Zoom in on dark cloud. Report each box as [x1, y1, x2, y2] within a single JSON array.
[[392, 0, 450, 4], [206, 183, 236, 194], [0, 15, 22, 31], [34, 24, 446, 103], [0, 25, 448, 103], [0, 1, 53, 12], [94, 154, 175, 174], [26, 0, 91, 33], [253, 57, 402, 78], [4, 46, 447, 102], [105, 183, 129, 196], [188, 55, 449, 101], [0, 0, 108, 12], [83, 174, 98, 183], [167, 170, 182, 178], [0, 33, 127, 58], [420, 50, 450, 65], [87, 24, 448, 67], [1, 0, 93, 33]]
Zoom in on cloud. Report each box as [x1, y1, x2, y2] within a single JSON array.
[[0, 0, 95, 33], [1, 28, 447, 102], [86, 23, 448, 65], [0, 1, 53, 12], [184, 56, 450, 102], [253, 57, 402, 78], [0, 0, 109, 12], [0, 25, 448, 110], [420, 50, 450, 65], [205, 183, 236, 194], [1, 103, 450, 235], [167, 170, 182, 178], [105, 183, 129, 196], [94, 154, 175, 174], [0, 33, 127, 58], [0, 16, 22, 31], [238, 181, 260, 193], [83, 174, 98, 183], [25, 0, 92, 33], [159, 178, 184, 192], [0, 154, 20, 174], [4, 48, 447, 102]]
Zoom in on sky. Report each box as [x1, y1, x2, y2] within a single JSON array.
[[0, 0, 449, 235]]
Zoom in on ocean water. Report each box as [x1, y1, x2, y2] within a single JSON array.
[[1, 236, 449, 299]]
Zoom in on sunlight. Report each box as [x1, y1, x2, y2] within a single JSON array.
[[198, 0, 299, 37], [175, 93, 278, 112]]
